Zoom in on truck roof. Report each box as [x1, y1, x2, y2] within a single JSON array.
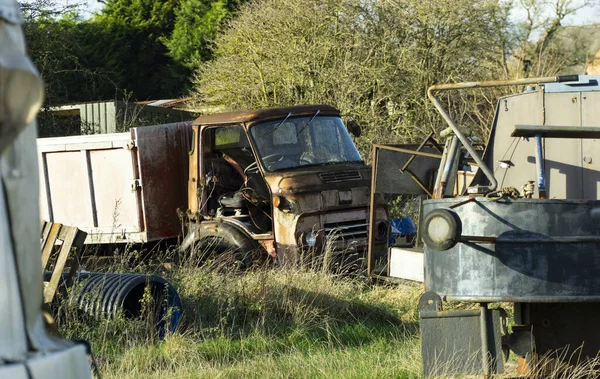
[[192, 104, 340, 126]]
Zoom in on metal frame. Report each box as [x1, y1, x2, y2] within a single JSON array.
[[367, 143, 442, 278]]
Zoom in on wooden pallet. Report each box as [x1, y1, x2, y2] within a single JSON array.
[[40, 221, 87, 304]]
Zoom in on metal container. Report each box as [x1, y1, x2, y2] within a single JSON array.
[[423, 197, 600, 302], [37, 122, 192, 244]]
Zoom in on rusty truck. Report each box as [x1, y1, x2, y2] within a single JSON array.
[[38, 105, 389, 266], [368, 75, 600, 376]]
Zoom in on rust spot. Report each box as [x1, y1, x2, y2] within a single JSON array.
[[259, 239, 277, 258]]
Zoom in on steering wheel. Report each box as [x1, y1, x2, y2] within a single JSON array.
[[260, 153, 287, 170]]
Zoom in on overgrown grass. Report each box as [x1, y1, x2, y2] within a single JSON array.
[[55, 251, 424, 378]]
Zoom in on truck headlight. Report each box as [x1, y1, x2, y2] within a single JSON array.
[[375, 220, 389, 241], [303, 231, 318, 247]]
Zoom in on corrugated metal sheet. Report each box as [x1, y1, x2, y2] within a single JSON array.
[[50, 101, 196, 135]]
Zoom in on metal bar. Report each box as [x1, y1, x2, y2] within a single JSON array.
[[372, 144, 443, 159], [41, 153, 54, 222], [427, 76, 580, 194], [415, 197, 423, 248], [428, 76, 573, 92], [461, 235, 600, 244], [428, 90, 498, 192], [512, 125, 600, 138], [83, 150, 98, 227], [437, 135, 459, 197], [400, 132, 436, 172], [535, 134, 547, 199], [404, 168, 433, 197], [480, 303, 491, 377], [433, 138, 451, 198], [367, 144, 378, 277]]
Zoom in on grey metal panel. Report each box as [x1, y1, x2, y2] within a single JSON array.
[[423, 197, 600, 302], [488, 89, 600, 200], [544, 92, 582, 199], [420, 308, 504, 377], [581, 91, 600, 199], [80, 101, 117, 134], [489, 92, 541, 192]]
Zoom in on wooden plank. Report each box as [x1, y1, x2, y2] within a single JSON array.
[[64, 229, 87, 288], [41, 221, 88, 303], [44, 226, 77, 304], [41, 223, 61, 270], [40, 221, 52, 245]]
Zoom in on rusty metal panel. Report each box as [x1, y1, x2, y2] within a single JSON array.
[[133, 122, 193, 241]]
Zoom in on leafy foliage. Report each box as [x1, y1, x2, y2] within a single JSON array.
[[165, 0, 242, 68], [22, 0, 241, 103], [193, 0, 509, 156]]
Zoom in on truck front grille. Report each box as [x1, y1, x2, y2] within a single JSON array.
[[319, 170, 361, 184], [324, 219, 368, 241]]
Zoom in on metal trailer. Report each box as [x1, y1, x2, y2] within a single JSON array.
[[37, 122, 192, 244], [368, 75, 600, 376]]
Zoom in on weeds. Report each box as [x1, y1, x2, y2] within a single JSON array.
[[55, 247, 423, 378]]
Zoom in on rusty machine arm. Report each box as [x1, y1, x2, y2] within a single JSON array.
[[427, 75, 579, 197]]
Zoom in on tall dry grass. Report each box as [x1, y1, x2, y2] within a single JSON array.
[[54, 246, 424, 378]]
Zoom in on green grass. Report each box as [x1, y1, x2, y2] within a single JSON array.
[[55, 256, 425, 379]]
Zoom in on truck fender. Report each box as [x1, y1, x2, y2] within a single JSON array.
[[195, 220, 258, 252]]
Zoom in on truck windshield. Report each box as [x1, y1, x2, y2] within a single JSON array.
[[250, 116, 363, 172]]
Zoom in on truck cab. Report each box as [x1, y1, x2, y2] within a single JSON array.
[[187, 105, 388, 266]]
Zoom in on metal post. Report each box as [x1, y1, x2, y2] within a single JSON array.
[[480, 303, 491, 377], [534, 133, 547, 199]]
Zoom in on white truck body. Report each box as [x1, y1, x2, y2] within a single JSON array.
[[37, 122, 192, 244]]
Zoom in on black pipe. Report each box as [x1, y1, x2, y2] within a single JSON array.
[[44, 271, 182, 336]]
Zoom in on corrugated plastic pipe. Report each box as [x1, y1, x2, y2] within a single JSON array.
[[44, 271, 181, 336]]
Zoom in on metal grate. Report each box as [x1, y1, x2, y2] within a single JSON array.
[[319, 170, 361, 183], [324, 219, 368, 240]]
